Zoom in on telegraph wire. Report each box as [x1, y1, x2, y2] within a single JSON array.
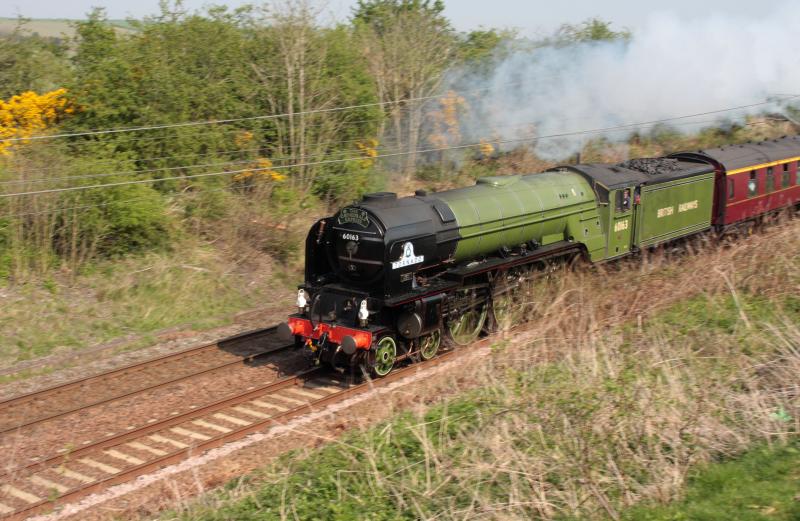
[[0, 84, 511, 144], [0, 142, 405, 187], [2, 97, 792, 192], [0, 77, 584, 145], [3, 98, 794, 199], [0, 112, 790, 221]]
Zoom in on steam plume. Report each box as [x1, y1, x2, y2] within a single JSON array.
[[446, 4, 800, 160]]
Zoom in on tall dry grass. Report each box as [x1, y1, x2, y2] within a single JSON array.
[[172, 220, 799, 521], [411, 221, 799, 519]]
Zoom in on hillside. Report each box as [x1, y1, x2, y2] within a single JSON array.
[[0, 17, 134, 38]]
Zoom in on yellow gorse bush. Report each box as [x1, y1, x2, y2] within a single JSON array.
[[0, 88, 74, 156], [234, 130, 254, 148], [356, 139, 379, 167], [478, 139, 495, 157], [233, 157, 286, 183], [427, 90, 467, 148]]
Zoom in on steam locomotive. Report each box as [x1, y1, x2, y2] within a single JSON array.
[[279, 136, 800, 376]]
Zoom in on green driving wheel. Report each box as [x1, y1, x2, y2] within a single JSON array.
[[492, 284, 521, 330], [447, 303, 488, 346], [370, 336, 397, 377], [418, 329, 441, 361]]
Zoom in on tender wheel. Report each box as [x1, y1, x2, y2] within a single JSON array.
[[369, 336, 397, 377], [447, 303, 488, 346], [417, 329, 441, 361]]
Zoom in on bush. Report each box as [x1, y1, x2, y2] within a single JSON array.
[[91, 184, 172, 256]]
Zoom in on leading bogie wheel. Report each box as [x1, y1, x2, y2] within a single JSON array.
[[369, 335, 397, 377]]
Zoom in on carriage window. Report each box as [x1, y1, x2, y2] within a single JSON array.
[[767, 166, 778, 192], [728, 181, 735, 200], [747, 171, 757, 197], [797, 161, 800, 185], [782, 169, 791, 188]]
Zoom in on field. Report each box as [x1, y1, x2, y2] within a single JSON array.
[[0, 17, 134, 38], [623, 442, 800, 520], [157, 220, 799, 521]]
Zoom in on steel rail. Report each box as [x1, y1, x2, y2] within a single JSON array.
[[0, 327, 280, 434], [0, 367, 323, 483], [0, 348, 465, 521]]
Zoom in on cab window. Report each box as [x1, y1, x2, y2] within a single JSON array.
[[615, 189, 631, 213]]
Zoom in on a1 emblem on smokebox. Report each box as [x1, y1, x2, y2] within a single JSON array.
[[392, 242, 424, 269]]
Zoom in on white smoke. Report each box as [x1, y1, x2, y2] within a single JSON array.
[[447, 4, 800, 161]]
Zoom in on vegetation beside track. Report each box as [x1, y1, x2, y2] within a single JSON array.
[[0, 243, 295, 366], [620, 441, 800, 521], [158, 221, 799, 521]]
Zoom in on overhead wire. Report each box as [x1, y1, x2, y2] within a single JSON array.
[[0, 142, 406, 187], [0, 77, 577, 149], [0, 84, 506, 144], [0, 113, 788, 223], [0, 130, 388, 176], [0, 113, 387, 154], [3, 95, 793, 192], [2, 97, 795, 199]]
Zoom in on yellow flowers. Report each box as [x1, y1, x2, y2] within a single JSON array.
[[0, 89, 74, 156], [234, 130, 254, 148], [356, 139, 379, 167], [427, 90, 467, 148], [233, 157, 286, 183], [440, 90, 465, 131], [478, 140, 495, 157]]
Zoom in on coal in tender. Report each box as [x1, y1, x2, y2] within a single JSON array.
[[619, 157, 683, 176]]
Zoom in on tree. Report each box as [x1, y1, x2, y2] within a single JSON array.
[[352, 0, 446, 33], [353, 0, 457, 178], [553, 18, 632, 45], [248, 1, 380, 203], [0, 20, 72, 99]]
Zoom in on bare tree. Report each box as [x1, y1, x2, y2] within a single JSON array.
[[251, 1, 349, 196], [355, 3, 456, 179]]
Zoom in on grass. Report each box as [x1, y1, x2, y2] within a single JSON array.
[[0, 243, 297, 366], [621, 442, 800, 521], [157, 220, 799, 521]]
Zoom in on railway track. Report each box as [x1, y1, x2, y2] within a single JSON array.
[[0, 327, 283, 435], [0, 349, 460, 521]]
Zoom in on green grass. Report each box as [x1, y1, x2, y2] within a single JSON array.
[[621, 442, 800, 521], [0, 245, 297, 366]]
